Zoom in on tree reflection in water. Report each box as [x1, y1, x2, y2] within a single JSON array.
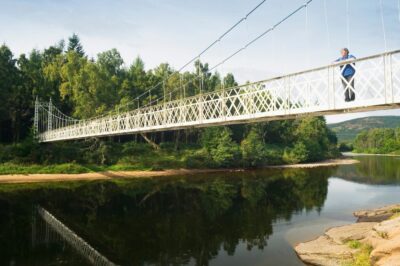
[[335, 156, 400, 185], [0, 167, 333, 265], [40, 168, 331, 265]]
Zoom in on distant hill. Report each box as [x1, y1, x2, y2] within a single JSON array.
[[328, 116, 400, 142]]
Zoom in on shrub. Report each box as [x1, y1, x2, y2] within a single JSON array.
[[241, 128, 266, 167], [283, 142, 309, 164], [200, 127, 240, 167]]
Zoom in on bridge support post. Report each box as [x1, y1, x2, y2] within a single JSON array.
[[34, 96, 39, 135], [384, 54, 393, 104], [221, 87, 226, 120], [47, 98, 53, 132], [284, 76, 290, 115], [328, 66, 335, 109]]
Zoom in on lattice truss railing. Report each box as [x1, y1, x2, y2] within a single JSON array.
[[35, 50, 400, 142]]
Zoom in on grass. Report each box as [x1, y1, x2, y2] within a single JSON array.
[[0, 162, 98, 175], [343, 240, 373, 266], [386, 207, 400, 220], [390, 213, 400, 220], [347, 240, 362, 249], [0, 162, 171, 175], [0, 147, 205, 175], [377, 231, 389, 239], [0, 143, 221, 175]]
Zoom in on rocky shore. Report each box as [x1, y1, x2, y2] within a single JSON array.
[[295, 204, 400, 266]]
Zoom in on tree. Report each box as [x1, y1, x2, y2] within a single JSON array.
[[283, 142, 309, 164], [294, 117, 331, 161], [223, 73, 237, 88], [97, 48, 123, 76], [241, 127, 265, 167], [354, 128, 400, 154], [0, 44, 24, 142], [67, 33, 85, 57], [200, 127, 240, 167]]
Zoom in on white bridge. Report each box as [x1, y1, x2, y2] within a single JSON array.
[[35, 50, 400, 143]]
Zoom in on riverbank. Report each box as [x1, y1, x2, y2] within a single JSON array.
[[343, 152, 400, 157], [295, 204, 400, 266], [0, 158, 358, 184]]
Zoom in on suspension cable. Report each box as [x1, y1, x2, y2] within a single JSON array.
[[210, 0, 313, 71], [379, 0, 387, 51], [305, 3, 310, 67], [323, 0, 331, 51], [346, 0, 350, 48], [398, 0, 400, 23]]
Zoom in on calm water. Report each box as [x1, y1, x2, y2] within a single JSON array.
[[1, 155, 400, 266]]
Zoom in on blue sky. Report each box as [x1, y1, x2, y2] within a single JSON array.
[[1, 0, 400, 123]]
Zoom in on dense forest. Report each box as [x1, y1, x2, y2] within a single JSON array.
[[0, 34, 339, 171], [353, 128, 400, 154]]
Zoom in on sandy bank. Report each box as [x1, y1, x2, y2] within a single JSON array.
[[0, 158, 359, 184]]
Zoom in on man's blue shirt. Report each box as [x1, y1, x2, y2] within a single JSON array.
[[335, 54, 356, 77]]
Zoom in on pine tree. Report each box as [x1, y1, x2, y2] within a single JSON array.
[[67, 33, 85, 56]]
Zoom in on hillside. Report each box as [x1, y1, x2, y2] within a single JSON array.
[[328, 116, 400, 142]]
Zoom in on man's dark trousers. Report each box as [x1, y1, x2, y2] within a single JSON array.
[[342, 75, 355, 102]]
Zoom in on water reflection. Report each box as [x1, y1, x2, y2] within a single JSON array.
[[34, 206, 116, 266], [335, 155, 400, 184], [0, 155, 399, 265], [0, 168, 332, 265]]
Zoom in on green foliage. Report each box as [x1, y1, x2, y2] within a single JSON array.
[[354, 128, 400, 154], [67, 33, 84, 56], [347, 240, 362, 249], [343, 242, 372, 266], [200, 127, 240, 167], [283, 142, 309, 164], [294, 117, 331, 161], [241, 128, 266, 167], [339, 142, 353, 152], [0, 163, 94, 175]]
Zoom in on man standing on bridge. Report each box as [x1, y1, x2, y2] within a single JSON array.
[[335, 48, 356, 102]]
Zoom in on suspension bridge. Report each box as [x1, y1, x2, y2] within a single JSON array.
[[33, 0, 400, 143]]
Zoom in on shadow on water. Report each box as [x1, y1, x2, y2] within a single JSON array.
[[0, 167, 333, 266]]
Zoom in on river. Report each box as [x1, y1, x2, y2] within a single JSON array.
[[0, 155, 399, 265]]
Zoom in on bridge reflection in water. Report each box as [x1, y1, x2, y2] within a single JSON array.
[[32, 206, 117, 266]]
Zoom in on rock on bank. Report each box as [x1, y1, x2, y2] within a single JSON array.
[[295, 204, 400, 266]]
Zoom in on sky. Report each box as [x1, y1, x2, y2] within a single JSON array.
[[1, 0, 400, 123]]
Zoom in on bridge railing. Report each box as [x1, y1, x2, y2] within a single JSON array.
[[38, 50, 400, 142]]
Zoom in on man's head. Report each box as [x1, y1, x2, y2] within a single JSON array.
[[341, 48, 349, 57]]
